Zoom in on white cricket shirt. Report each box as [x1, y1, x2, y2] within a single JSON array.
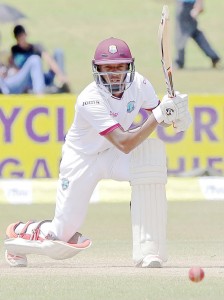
[[65, 72, 159, 155]]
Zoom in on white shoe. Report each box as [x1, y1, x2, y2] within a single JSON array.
[[5, 250, 27, 267], [138, 256, 163, 268]]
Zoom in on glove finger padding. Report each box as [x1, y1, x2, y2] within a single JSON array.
[[153, 93, 189, 124], [173, 110, 192, 133]]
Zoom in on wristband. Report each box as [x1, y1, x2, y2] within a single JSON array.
[[152, 106, 164, 123]]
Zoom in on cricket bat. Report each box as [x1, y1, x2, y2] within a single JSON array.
[[158, 5, 175, 98]]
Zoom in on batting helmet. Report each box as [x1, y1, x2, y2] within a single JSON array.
[[92, 37, 135, 95]]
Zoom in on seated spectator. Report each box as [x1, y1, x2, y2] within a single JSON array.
[[0, 54, 45, 94], [10, 25, 71, 93]]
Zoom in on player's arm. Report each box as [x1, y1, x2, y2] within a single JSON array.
[[104, 111, 158, 154], [104, 93, 189, 154]]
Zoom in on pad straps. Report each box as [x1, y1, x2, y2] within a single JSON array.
[[19, 220, 52, 241]]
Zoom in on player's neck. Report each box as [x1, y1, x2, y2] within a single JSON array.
[[112, 92, 123, 99]]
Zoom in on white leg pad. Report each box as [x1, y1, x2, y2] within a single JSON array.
[[130, 138, 168, 266], [4, 238, 92, 260]]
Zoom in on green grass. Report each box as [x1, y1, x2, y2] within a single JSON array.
[[1, 274, 224, 300], [1, 201, 224, 300], [0, 2, 224, 299], [0, 0, 223, 94]]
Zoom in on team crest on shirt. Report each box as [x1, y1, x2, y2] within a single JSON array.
[[109, 45, 118, 54], [127, 101, 135, 113], [61, 178, 69, 190]]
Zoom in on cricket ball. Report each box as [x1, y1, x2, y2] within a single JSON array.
[[188, 267, 205, 282]]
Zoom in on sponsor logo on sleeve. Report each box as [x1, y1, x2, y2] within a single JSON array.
[[82, 100, 100, 106]]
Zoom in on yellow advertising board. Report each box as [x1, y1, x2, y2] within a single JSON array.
[[0, 95, 75, 178], [0, 94, 223, 178], [161, 95, 224, 175]]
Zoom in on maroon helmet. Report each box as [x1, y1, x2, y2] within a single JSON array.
[[92, 37, 135, 94], [93, 37, 134, 65]]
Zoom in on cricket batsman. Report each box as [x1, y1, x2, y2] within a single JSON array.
[[4, 37, 191, 268]]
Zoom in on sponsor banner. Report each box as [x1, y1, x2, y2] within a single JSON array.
[[98, 177, 206, 202], [0, 179, 99, 204], [199, 177, 224, 200], [0, 180, 32, 204], [162, 95, 224, 176], [0, 95, 75, 178], [0, 94, 224, 178], [0, 177, 223, 204]]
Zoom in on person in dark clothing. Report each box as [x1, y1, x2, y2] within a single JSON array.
[[174, 0, 221, 69], [10, 25, 71, 93]]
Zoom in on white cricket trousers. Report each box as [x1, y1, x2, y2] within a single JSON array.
[[50, 144, 131, 242]]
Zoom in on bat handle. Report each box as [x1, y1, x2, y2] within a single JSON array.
[[169, 90, 176, 98]]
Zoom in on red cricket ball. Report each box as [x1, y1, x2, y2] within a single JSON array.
[[189, 267, 205, 282]]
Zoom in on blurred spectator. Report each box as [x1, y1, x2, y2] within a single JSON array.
[[174, 0, 221, 69], [10, 24, 71, 93], [0, 54, 45, 94]]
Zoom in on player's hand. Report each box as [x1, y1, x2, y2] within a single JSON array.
[[152, 93, 189, 124], [173, 111, 192, 133]]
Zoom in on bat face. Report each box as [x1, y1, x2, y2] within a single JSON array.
[[158, 5, 175, 98]]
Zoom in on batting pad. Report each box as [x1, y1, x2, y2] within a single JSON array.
[[4, 238, 92, 260], [130, 138, 167, 266]]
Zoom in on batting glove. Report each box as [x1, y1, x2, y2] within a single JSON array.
[[152, 93, 188, 124], [173, 110, 192, 133]]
